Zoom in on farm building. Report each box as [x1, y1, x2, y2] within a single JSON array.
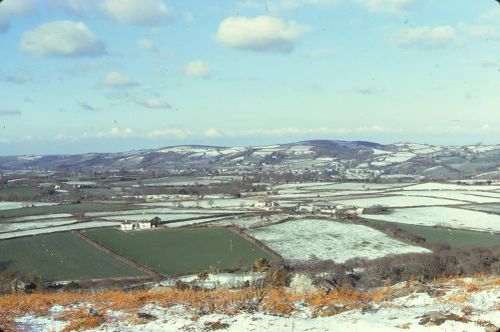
[[254, 200, 279, 210], [120, 220, 155, 231], [138, 221, 152, 229], [120, 222, 134, 231]]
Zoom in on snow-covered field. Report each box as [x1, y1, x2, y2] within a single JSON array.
[[363, 207, 500, 232], [0, 201, 55, 210], [403, 183, 500, 191], [135, 198, 260, 209], [0, 218, 78, 233], [332, 195, 463, 208], [247, 219, 429, 263], [87, 208, 241, 217], [301, 182, 413, 191], [209, 215, 290, 229], [395, 190, 500, 203], [102, 213, 215, 222], [0, 221, 121, 239]]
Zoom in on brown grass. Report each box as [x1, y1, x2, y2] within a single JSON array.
[[1, 276, 498, 330]]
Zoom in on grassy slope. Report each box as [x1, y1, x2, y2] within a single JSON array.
[[82, 228, 272, 275], [0, 232, 145, 281]]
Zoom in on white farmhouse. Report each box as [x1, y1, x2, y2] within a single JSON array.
[[254, 200, 278, 210], [138, 221, 152, 230], [120, 222, 134, 231]]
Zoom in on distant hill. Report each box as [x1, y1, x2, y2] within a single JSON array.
[[0, 140, 499, 180]]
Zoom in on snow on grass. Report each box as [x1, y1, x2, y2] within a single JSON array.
[[363, 207, 500, 232], [102, 214, 214, 222], [10, 276, 500, 332], [167, 216, 231, 228], [0, 202, 55, 211], [160, 272, 265, 290], [403, 182, 500, 191], [247, 219, 429, 264], [332, 195, 462, 208], [209, 215, 290, 229], [87, 208, 240, 217], [0, 218, 78, 233], [0, 221, 120, 239], [304, 183, 413, 190], [397, 190, 500, 203], [134, 198, 260, 209]]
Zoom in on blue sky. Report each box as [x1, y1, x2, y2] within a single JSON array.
[[0, 0, 499, 155]]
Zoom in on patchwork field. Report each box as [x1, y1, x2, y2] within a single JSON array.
[[82, 228, 273, 275], [0, 202, 140, 219], [366, 219, 500, 248], [0, 232, 146, 281], [332, 195, 463, 208], [362, 207, 500, 232], [247, 218, 429, 264]]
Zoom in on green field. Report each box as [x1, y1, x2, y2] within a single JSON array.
[[0, 232, 146, 281], [82, 228, 273, 275], [0, 202, 141, 219], [0, 187, 43, 200], [366, 219, 500, 248]]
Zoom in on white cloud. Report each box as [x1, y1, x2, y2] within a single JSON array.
[[185, 60, 212, 79], [204, 128, 223, 137], [215, 16, 310, 53], [20, 21, 105, 57], [48, 0, 90, 15], [392, 26, 458, 48], [0, 0, 35, 32], [146, 128, 193, 138], [138, 97, 171, 109], [100, 0, 172, 26], [101, 72, 138, 87], [96, 127, 135, 138]]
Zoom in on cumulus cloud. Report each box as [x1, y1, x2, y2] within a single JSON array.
[[101, 72, 138, 87], [0, 110, 22, 116], [185, 60, 212, 79], [0, 0, 35, 33], [138, 97, 171, 109], [20, 21, 105, 57], [215, 16, 310, 53], [146, 128, 193, 138], [100, 0, 172, 26], [204, 128, 223, 137], [392, 26, 458, 48], [96, 127, 135, 138]]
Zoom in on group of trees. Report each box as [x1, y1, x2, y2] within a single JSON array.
[[293, 245, 500, 290]]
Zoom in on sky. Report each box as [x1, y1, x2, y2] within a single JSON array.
[[0, 0, 499, 155]]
